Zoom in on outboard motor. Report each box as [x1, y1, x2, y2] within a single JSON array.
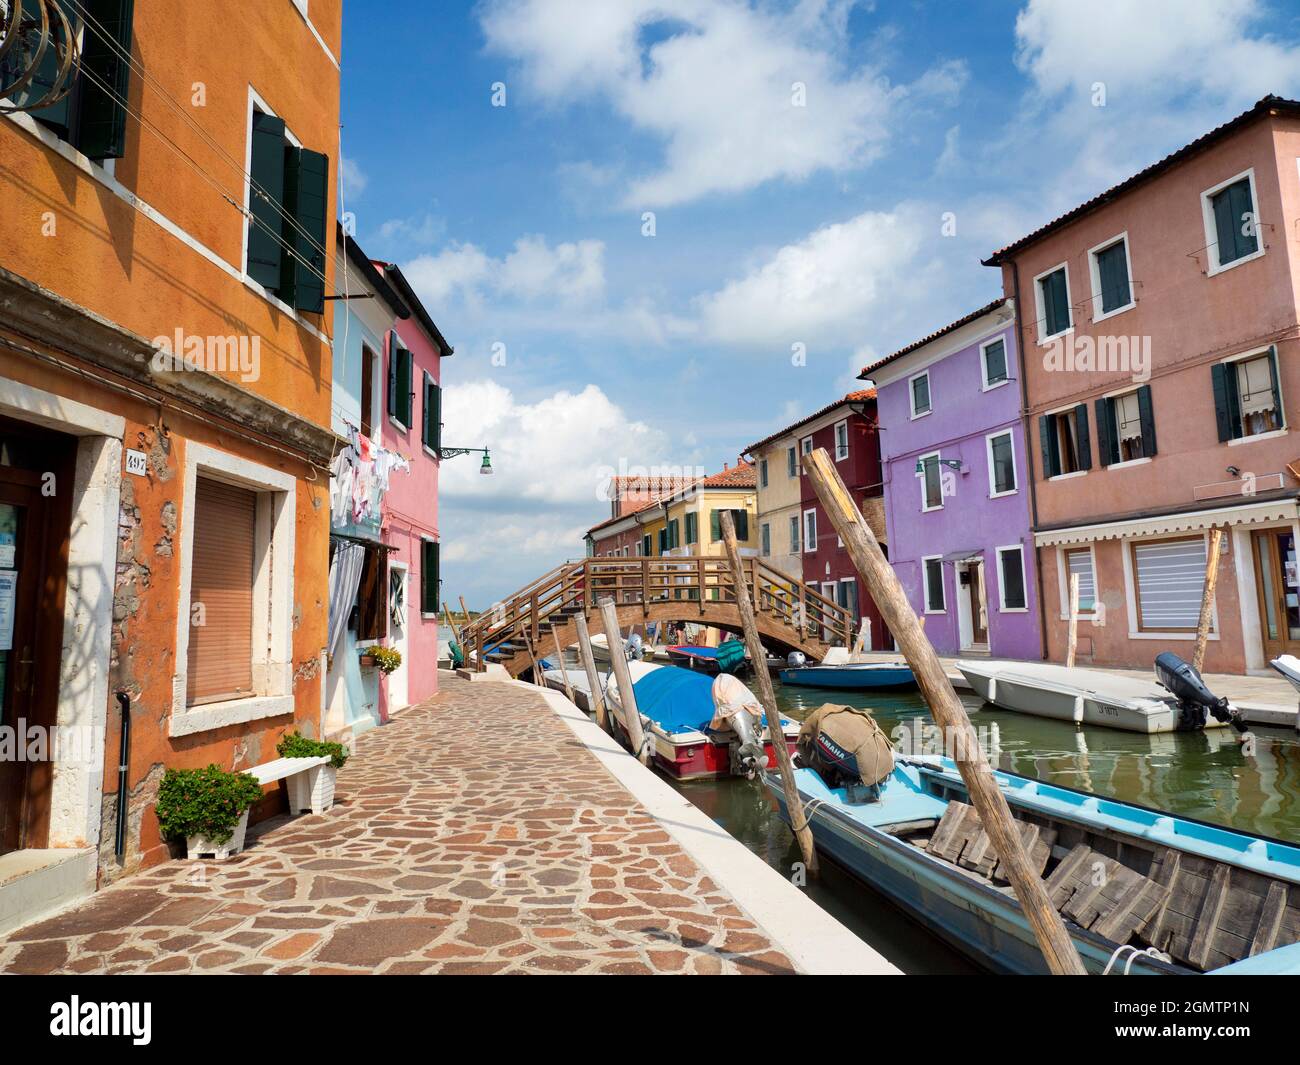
[[1154, 651, 1246, 733], [624, 632, 644, 661], [787, 651, 807, 668], [711, 674, 768, 779]]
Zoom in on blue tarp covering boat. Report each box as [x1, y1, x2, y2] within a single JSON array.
[[632, 665, 783, 735], [779, 661, 917, 691], [665, 640, 748, 674]]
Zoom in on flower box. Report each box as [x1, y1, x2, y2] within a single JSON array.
[[185, 809, 249, 861]]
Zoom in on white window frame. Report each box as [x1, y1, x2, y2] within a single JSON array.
[[171, 442, 296, 737], [790, 514, 801, 554], [803, 507, 818, 553], [800, 435, 813, 458], [1056, 544, 1100, 621], [1200, 167, 1265, 277], [787, 445, 797, 478], [1032, 261, 1073, 345], [1220, 344, 1288, 444], [1043, 401, 1090, 481], [995, 544, 1028, 613], [922, 555, 946, 614], [834, 419, 850, 461], [760, 522, 771, 557], [1086, 232, 1136, 323], [979, 335, 1011, 391], [918, 449, 944, 512], [1121, 532, 1219, 640], [759, 457, 769, 487], [909, 370, 932, 419]]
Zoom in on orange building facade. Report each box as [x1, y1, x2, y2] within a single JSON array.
[[0, 1, 342, 929]]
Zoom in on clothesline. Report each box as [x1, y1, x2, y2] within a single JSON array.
[[330, 422, 412, 528]]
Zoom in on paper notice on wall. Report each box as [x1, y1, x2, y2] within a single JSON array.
[[1287, 560, 1299, 589], [0, 570, 15, 652], [0, 532, 13, 569]]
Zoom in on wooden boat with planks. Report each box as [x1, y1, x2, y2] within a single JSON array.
[[767, 756, 1300, 974]]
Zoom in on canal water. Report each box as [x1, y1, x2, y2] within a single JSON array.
[[671, 680, 1300, 974]]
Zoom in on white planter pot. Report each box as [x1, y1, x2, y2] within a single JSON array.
[[185, 809, 250, 861], [287, 763, 337, 815]]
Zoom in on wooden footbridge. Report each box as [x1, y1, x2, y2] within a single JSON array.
[[457, 556, 853, 678]]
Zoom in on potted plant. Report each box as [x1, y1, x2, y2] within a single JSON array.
[[155, 764, 265, 860], [276, 732, 349, 814], [370, 646, 402, 674]]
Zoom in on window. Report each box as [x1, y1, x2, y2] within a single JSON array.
[[245, 102, 329, 312], [388, 331, 413, 429], [761, 523, 771, 556], [910, 372, 932, 417], [709, 509, 748, 541], [787, 446, 797, 477], [1212, 347, 1284, 441], [919, 452, 943, 511], [1035, 264, 1072, 340], [923, 557, 945, 613], [1203, 171, 1260, 273], [685, 511, 698, 545], [834, 420, 850, 461], [1039, 406, 1091, 478], [996, 546, 1027, 611], [800, 436, 813, 461], [759, 458, 769, 488], [803, 508, 817, 552], [790, 515, 801, 553], [422, 370, 442, 453], [1063, 547, 1097, 615], [642, 533, 652, 557], [187, 478, 256, 704], [666, 519, 680, 550], [986, 432, 1017, 496], [1131, 537, 1207, 632], [19, 0, 134, 160], [1096, 386, 1156, 465], [981, 337, 1009, 389], [359, 345, 376, 437], [420, 538, 440, 616], [1089, 235, 1134, 318]]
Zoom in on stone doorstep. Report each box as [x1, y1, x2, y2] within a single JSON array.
[[0, 848, 97, 938]]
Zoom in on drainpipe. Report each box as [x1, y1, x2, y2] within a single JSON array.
[[114, 691, 132, 864], [1009, 265, 1050, 661]]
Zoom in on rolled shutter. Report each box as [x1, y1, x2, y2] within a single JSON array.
[[1074, 405, 1091, 470], [246, 112, 287, 289], [75, 0, 135, 160], [187, 478, 255, 704], [280, 147, 329, 313], [1038, 415, 1056, 479], [1094, 398, 1115, 466], [1210, 363, 1238, 441], [1137, 384, 1157, 456], [1268, 345, 1284, 429]]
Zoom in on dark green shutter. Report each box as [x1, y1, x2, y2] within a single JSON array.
[[1073, 405, 1091, 470], [246, 111, 286, 289], [1137, 384, 1157, 456], [421, 539, 440, 615], [400, 345, 412, 427], [430, 377, 442, 452], [710, 510, 720, 541], [1038, 415, 1056, 478], [75, 0, 135, 160], [387, 332, 399, 418], [1268, 345, 1284, 430], [642, 534, 651, 557], [1043, 269, 1070, 335], [280, 147, 329, 313], [1097, 242, 1130, 313], [1211, 363, 1239, 441], [1094, 398, 1115, 467], [735, 510, 749, 540], [1230, 179, 1258, 259]]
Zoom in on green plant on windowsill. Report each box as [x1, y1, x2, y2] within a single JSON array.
[[276, 730, 349, 769], [155, 764, 265, 845], [367, 645, 403, 675]]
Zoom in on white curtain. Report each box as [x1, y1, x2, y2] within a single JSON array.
[[328, 540, 365, 657]]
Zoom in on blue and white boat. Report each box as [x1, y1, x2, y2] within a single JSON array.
[[767, 756, 1300, 974], [778, 660, 917, 691]]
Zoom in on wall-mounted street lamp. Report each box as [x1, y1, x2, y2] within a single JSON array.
[[437, 446, 494, 475], [914, 457, 964, 473]]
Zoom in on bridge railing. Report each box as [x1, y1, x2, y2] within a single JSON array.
[[459, 555, 853, 666]]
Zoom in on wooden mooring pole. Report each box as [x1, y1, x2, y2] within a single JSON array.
[[1065, 573, 1080, 669], [597, 598, 651, 766], [803, 447, 1085, 975], [719, 511, 819, 877], [550, 623, 576, 704], [1193, 528, 1225, 674], [573, 613, 610, 732]]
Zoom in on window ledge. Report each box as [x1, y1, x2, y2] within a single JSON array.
[[1126, 631, 1217, 641], [989, 489, 1019, 499], [1038, 326, 1074, 347], [1092, 301, 1136, 325], [1106, 457, 1152, 471], [1207, 247, 1265, 278], [998, 607, 1029, 614], [1058, 614, 1101, 623], [389, 416, 410, 435], [169, 694, 294, 738], [981, 379, 1011, 393], [1048, 470, 1088, 482], [1228, 427, 1287, 446], [910, 409, 933, 421]]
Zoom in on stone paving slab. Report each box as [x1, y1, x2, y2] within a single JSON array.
[[0, 675, 796, 975]]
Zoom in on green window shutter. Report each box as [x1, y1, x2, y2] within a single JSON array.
[[1230, 179, 1258, 260], [735, 510, 749, 540], [430, 379, 442, 452], [280, 147, 329, 313], [246, 111, 287, 289], [1210, 363, 1239, 441], [1094, 398, 1116, 466], [710, 510, 721, 541], [74, 0, 135, 160], [1268, 345, 1284, 430], [421, 371, 431, 447], [1136, 384, 1157, 456], [1038, 414, 1058, 478], [1097, 242, 1130, 313], [642, 534, 651, 557], [1073, 405, 1091, 470], [400, 345, 412, 427], [1043, 269, 1070, 335], [421, 540, 440, 615], [685, 512, 697, 544], [387, 332, 399, 419], [658, 529, 666, 554]]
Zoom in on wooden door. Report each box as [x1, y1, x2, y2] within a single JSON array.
[[968, 562, 988, 646], [1252, 529, 1300, 662]]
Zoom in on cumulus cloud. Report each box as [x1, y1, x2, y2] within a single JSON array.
[[402, 236, 605, 307], [480, 0, 963, 206], [339, 156, 368, 200]]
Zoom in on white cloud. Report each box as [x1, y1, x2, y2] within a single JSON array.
[[340, 156, 368, 200], [481, 0, 962, 207], [402, 236, 605, 307], [375, 213, 447, 249]]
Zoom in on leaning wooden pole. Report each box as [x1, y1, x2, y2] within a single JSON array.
[[719, 511, 819, 877], [442, 600, 463, 648], [1192, 528, 1225, 674], [550, 623, 576, 704], [1065, 573, 1080, 669], [597, 598, 651, 766], [804, 448, 1085, 974], [574, 612, 610, 732]]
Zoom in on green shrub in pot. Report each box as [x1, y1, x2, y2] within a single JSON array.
[[276, 731, 349, 769], [155, 764, 265, 845]]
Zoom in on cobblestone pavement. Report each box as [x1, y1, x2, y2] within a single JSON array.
[[0, 675, 796, 974]]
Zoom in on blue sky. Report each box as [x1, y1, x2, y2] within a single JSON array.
[[339, 0, 1300, 608]]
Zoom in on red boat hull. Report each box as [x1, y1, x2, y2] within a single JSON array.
[[609, 716, 798, 781]]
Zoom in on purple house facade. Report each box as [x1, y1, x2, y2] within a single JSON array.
[[862, 299, 1042, 660]]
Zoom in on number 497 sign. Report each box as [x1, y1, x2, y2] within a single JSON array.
[[126, 449, 148, 477]]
